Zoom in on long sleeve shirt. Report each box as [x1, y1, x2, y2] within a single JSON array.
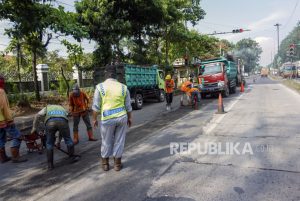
[[31, 107, 47, 133], [0, 88, 13, 128], [69, 91, 89, 113], [92, 79, 132, 122]]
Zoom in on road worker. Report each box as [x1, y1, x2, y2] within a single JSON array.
[[92, 65, 132, 171], [0, 75, 27, 163], [165, 74, 175, 111], [180, 77, 200, 105], [31, 104, 79, 170], [69, 84, 97, 144]]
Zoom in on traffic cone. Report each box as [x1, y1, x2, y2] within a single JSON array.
[[240, 82, 245, 92], [216, 93, 225, 114]]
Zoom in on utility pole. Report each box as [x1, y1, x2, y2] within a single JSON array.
[[274, 23, 281, 55], [271, 51, 273, 68]]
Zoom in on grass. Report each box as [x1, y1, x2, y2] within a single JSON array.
[[270, 75, 300, 93], [282, 79, 300, 92]]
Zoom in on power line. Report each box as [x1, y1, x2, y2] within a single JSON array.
[[200, 21, 237, 28], [55, 0, 75, 8], [282, 0, 300, 29]]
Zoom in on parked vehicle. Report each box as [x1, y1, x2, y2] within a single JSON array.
[[281, 62, 297, 78], [198, 57, 238, 98], [261, 67, 269, 78], [293, 61, 300, 77], [94, 64, 165, 110]]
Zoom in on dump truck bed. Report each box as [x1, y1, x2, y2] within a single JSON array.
[[93, 64, 158, 89]]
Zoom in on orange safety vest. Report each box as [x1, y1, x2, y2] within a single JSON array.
[[69, 91, 89, 114], [181, 81, 192, 92], [165, 79, 175, 93]]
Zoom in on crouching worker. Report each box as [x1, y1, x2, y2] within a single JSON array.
[[180, 79, 200, 105], [0, 76, 27, 163], [31, 105, 80, 170]]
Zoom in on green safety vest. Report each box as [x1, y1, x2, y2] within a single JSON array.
[[45, 105, 68, 123], [96, 80, 127, 121]]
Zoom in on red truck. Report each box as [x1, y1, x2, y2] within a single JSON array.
[[198, 57, 242, 98]]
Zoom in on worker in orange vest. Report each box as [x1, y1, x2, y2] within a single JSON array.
[[69, 84, 97, 144], [165, 74, 175, 111], [181, 76, 200, 105], [0, 75, 27, 163]]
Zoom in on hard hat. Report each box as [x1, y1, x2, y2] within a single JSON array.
[[165, 75, 171, 80], [72, 83, 80, 96]]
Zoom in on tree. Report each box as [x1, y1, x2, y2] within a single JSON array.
[[5, 37, 25, 93], [0, 0, 86, 100], [61, 39, 84, 93], [234, 38, 262, 73], [75, 0, 206, 67], [274, 22, 300, 67]]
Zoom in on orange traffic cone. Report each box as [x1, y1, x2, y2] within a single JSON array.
[[240, 82, 245, 92], [216, 93, 225, 114]]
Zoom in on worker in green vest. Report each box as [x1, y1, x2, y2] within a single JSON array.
[[31, 105, 79, 170], [92, 65, 132, 171]]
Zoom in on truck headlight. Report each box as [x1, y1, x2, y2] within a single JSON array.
[[218, 81, 225, 87]]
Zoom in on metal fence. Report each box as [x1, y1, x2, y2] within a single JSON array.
[[5, 79, 94, 94]]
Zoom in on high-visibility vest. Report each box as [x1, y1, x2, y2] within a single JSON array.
[[96, 80, 127, 121], [181, 81, 192, 92], [45, 105, 68, 123]]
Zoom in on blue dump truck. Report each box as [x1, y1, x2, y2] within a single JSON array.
[[94, 64, 165, 110]]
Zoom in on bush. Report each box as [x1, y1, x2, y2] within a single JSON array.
[[8, 93, 32, 107], [58, 76, 75, 96]]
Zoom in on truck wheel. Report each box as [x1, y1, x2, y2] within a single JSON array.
[[133, 94, 143, 110], [157, 90, 165, 102], [230, 85, 236, 94], [222, 85, 229, 98]]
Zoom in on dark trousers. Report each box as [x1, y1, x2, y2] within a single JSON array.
[[73, 113, 92, 132], [166, 93, 173, 105], [191, 91, 200, 102], [46, 119, 73, 150]]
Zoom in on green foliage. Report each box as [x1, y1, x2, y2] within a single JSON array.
[[75, 0, 206, 66], [0, 0, 87, 100], [234, 38, 262, 73], [274, 22, 300, 66], [58, 76, 75, 96]]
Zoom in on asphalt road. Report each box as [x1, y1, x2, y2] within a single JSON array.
[[0, 89, 226, 200], [3, 76, 298, 201]]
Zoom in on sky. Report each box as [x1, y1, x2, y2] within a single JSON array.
[[0, 0, 299, 66]]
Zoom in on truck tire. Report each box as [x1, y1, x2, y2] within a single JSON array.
[[230, 84, 236, 94], [222, 85, 229, 98], [157, 90, 165, 102], [133, 93, 143, 110]]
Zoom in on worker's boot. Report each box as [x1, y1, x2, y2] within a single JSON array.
[[10, 147, 27, 163], [101, 158, 109, 171], [0, 147, 11, 163], [87, 130, 97, 141], [73, 131, 79, 145], [67, 145, 80, 163], [47, 149, 54, 170], [114, 157, 122, 171]]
